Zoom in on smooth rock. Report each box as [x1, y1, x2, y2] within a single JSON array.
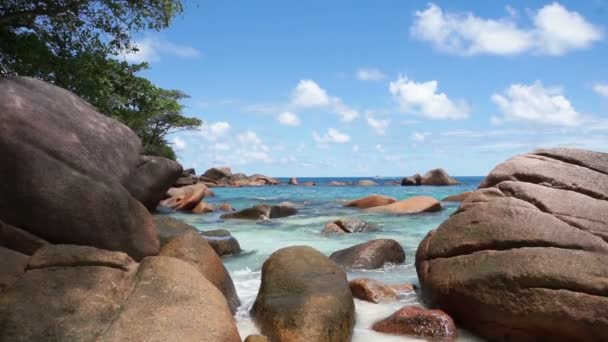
[[123, 155, 182, 211], [289, 177, 298, 185], [161, 184, 208, 211], [27, 244, 134, 271], [218, 202, 234, 211], [221, 204, 297, 220], [345, 195, 397, 209], [322, 218, 377, 234], [0, 220, 47, 255], [183, 168, 196, 176], [0, 247, 29, 292], [300, 181, 316, 186], [349, 278, 397, 303], [200, 229, 242, 256], [372, 306, 457, 339], [152, 216, 198, 247], [401, 174, 421, 186], [202, 167, 232, 181], [357, 179, 379, 186], [192, 201, 215, 214], [366, 196, 442, 214], [330, 239, 405, 269], [421, 169, 460, 186], [442, 191, 474, 202], [251, 246, 355, 342], [160, 231, 240, 313], [329, 181, 349, 186]]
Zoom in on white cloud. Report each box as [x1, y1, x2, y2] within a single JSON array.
[[234, 131, 272, 164], [357, 68, 387, 81], [172, 137, 186, 151], [312, 128, 351, 144], [366, 112, 391, 135], [197, 121, 231, 141], [123, 37, 201, 63], [292, 80, 359, 122], [411, 132, 431, 142], [491, 81, 583, 126], [375, 144, 385, 153], [277, 111, 301, 126], [411, 3, 602, 56], [389, 75, 469, 119], [593, 83, 608, 97]]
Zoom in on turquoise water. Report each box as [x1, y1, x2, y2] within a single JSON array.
[[166, 177, 483, 341]]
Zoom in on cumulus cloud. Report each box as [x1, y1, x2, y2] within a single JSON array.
[[593, 83, 608, 97], [491, 81, 583, 126], [411, 3, 602, 56], [277, 111, 301, 126], [366, 112, 391, 135], [292, 80, 359, 122], [123, 37, 201, 63], [312, 128, 351, 144], [197, 121, 231, 141], [357, 68, 387, 81], [233, 131, 272, 163], [172, 137, 186, 151], [411, 132, 431, 142], [389, 75, 469, 119]]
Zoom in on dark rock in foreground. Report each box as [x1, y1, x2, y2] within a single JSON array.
[[251, 246, 355, 342], [221, 204, 297, 220], [330, 239, 405, 269], [372, 306, 457, 339], [416, 148, 608, 341]]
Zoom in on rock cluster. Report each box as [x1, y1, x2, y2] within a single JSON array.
[[322, 218, 377, 234], [416, 148, 608, 341], [401, 168, 460, 186]]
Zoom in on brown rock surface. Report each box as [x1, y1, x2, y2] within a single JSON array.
[[372, 306, 457, 339], [345, 194, 397, 209], [366, 196, 442, 214], [349, 278, 397, 303], [0, 247, 29, 292], [330, 239, 405, 269]]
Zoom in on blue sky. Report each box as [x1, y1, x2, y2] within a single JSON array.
[[125, 0, 608, 176]]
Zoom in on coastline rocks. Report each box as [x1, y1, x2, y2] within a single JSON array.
[[202, 167, 233, 181], [289, 177, 298, 185], [200, 229, 242, 256], [159, 231, 240, 314], [416, 148, 608, 341], [366, 196, 442, 214], [251, 246, 355, 342], [153, 216, 198, 247], [442, 191, 474, 202], [372, 306, 457, 340], [401, 174, 421, 186], [192, 201, 215, 214], [330, 239, 405, 269], [345, 194, 397, 209], [123, 155, 183, 211], [218, 202, 235, 211], [161, 184, 208, 211], [349, 278, 397, 303], [357, 179, 379, 186], [322, 218, 377, 234], [300, 181, 316, 186], [329, 181, 349, 186], [221, 204, 297, 220], [0, 77, 159, 261]]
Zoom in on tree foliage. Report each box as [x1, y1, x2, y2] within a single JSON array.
[[0, 0, 201, 160]]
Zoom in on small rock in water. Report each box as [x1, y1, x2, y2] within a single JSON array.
[[330, 239, 405, 269], [200, 229, 242, 257], [344, 195, 397, 209], [372, 306, 457, 340], [288, 177, 298, 185], [322, 218, 377, 234], [349, 278, 397, 303], [365, 196, 441, 214]]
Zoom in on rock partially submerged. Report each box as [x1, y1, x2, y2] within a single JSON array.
[[200, 229, 242, 256], [330, 239, 405, 269], [357, 179, 379, 186], [345, 194, 397, 209], [221, 204, 297, 220], [349, 278, 397, 303], [372, 306, 457, 340], [401, 174, 421, 186], [322, 218, 377, 234], [416, 148, 608, 341], [288, 177, 298, 185], [366, 196, 442, 214], [251, 246, 355, 342], [402, 169, 459, 186]]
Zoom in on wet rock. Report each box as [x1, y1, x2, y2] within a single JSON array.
[[330, 239, 405, 269], [357, 179, 379, 186], [345, 194, 397, 209], [349, 278, 397, 303], [289, 177, 298, 185], [322, 218, 377, 234], [390, 283, 417, 294], [221, 204, 297, 220], [251, 246, 355, 342], [416, 148, 608, 341], [366, 196, 442, 214], [372, 306, 457, 340], [200, 229, 242, 256], [160, 231, 240, 314]]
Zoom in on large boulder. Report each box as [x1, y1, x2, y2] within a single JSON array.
[[0, 220, 47, 255], [251, 246, 355, 342], [330, 239, 405, 269], [0, 77, 158, 260], [161, 184, 208, 211], [401, 174, 421, 186], [221, 204, 297, 220], [153, 216, 198, 247], [200, 229, 242, 256], [421, 168, 460, 185], [366, 196, 442, 214], [322, 218, 377, 234], [159, 231, 240, 314], [372, 306, 457, 339], [0, 245, 240, 342], [344, 194, 397, 209], [416, 148, 608, 341], [202, 167, 233, 181], [123, 155, 182, 211]]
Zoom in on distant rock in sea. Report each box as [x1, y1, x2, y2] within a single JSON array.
[[401, 169, 459, 186]]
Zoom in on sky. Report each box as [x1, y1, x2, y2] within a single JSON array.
[[124, 0, 608, 176]]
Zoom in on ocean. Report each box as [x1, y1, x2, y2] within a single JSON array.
[[164, 176, 484, 341]]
